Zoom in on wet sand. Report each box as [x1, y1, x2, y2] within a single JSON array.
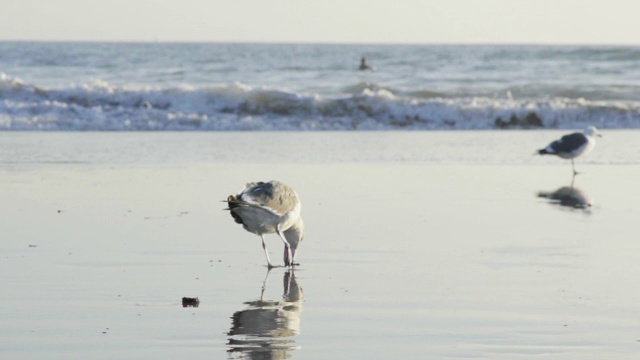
[[1, 131, 640, 359]]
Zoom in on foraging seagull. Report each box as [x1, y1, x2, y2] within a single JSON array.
[[537, 126, 602, 174], [226, 181, 304, 268]]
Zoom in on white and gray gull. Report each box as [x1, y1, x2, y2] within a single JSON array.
[[537, 126, 602, 174], [226, 180, 304, 268]]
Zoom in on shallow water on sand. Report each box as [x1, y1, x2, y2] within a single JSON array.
[[1, 132, 640, 359]]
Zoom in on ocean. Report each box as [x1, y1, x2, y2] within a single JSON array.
[[2, 42, 640, 131]]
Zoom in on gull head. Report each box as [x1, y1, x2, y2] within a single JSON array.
[[584, 126, 602, 138], [283, 218, 304, 266]]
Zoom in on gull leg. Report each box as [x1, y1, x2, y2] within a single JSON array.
[[261, 235, 274, 269], [572, 159, 578, 175], [276, 227, 293, 267], [283, 246, 300, 267], [289, 248, 300, 266]]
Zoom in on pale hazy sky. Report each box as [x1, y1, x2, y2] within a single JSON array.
[[1, 0, 639, 44]]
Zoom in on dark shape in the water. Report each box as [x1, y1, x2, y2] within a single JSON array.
[[495, 112, 543, 129], [359, 57, 374, 71]]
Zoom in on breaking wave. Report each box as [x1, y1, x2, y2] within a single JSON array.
[[2, 73, 640, 131]]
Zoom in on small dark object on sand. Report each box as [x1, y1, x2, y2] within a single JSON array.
[[182, 297, 200, 308]]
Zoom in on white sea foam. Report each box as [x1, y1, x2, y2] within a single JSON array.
[[2, 73, 640, 131]]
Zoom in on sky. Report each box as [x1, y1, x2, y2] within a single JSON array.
[[1, 0, 639, 44]]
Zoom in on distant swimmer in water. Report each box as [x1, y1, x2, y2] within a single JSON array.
[[359, 57, 374, 71]]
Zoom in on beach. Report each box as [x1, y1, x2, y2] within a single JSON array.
[[1, 131, 640, 359]]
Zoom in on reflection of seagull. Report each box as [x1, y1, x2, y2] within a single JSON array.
[[227, 270, 304, 359], [538, 186, 593, 210], [359, 57, 374, 71], [537, 126, 602, 174], [226, 181, 304, 268], [537, 174, 594, 211]]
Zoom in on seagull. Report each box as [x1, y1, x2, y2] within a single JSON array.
[[226, 181, 304, 268], [537, 126, 602, 174]]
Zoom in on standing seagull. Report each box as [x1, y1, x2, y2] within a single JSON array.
[[538, 126, 602, 174], [226, 181, 304, 268]]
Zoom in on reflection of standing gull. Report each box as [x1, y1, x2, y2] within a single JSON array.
[[537, 126, 602, 174], [537, 176, 594, 211], [227, 270, 304, 359], [226, 181, 304, 268]]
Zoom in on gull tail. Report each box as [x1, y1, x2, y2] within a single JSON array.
[[225, 195, 244, 224]]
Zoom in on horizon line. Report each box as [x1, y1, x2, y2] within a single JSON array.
[[1, 39, 640, 47]]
